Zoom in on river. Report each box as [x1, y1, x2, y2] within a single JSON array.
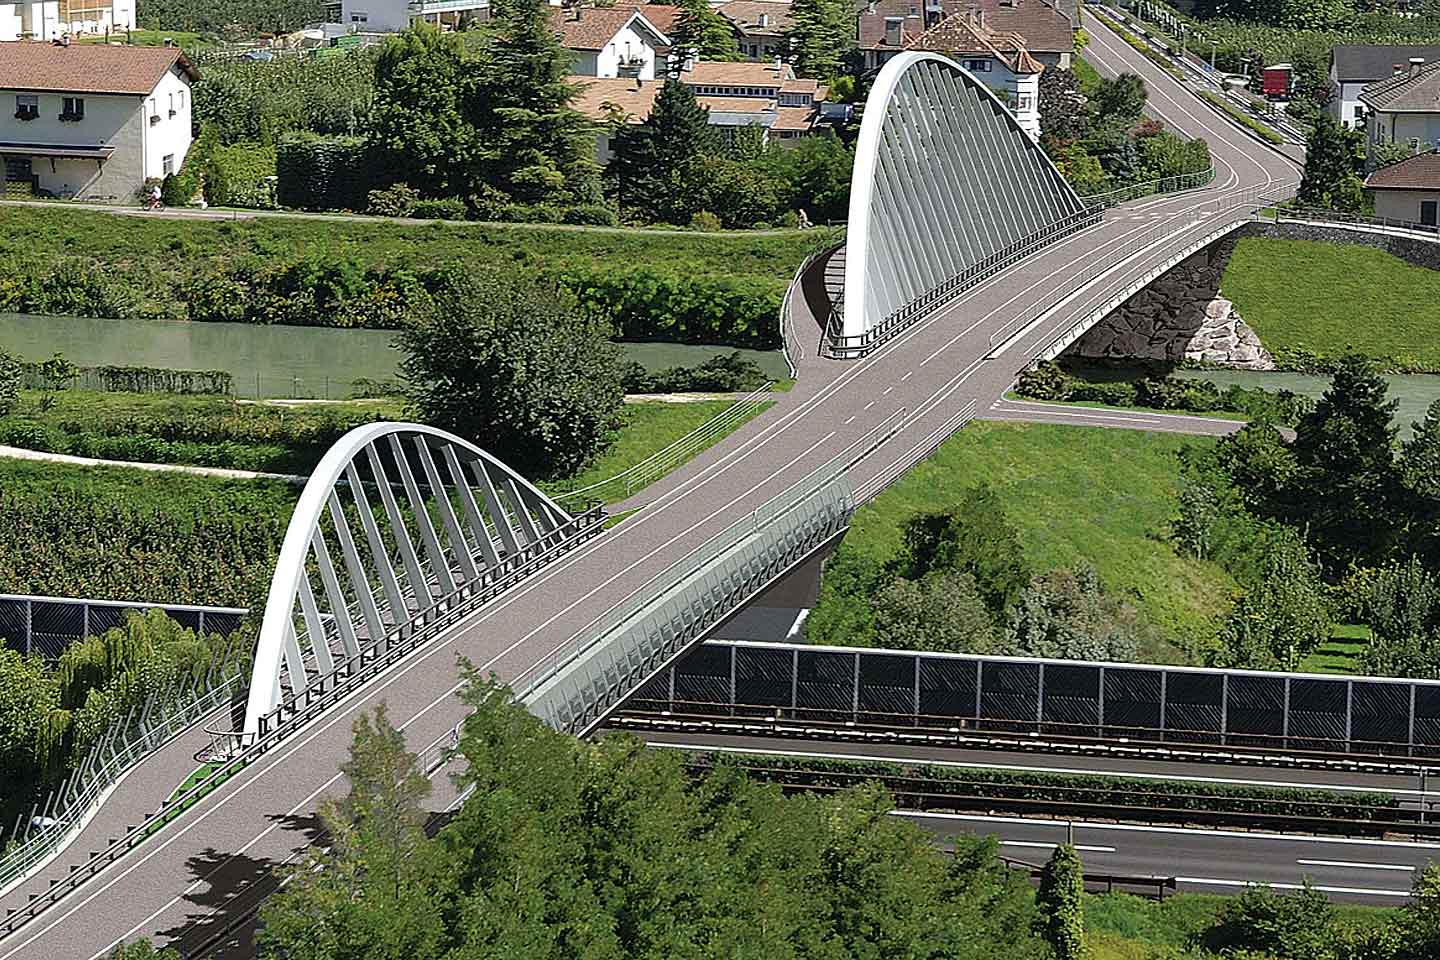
[[0, 314, 789, 398]]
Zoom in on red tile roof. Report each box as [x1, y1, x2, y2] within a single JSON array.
[[906, 13, 1044, 73], [551, 7, 668, 51], [572, 77, 660, 122], [0, 40, 197, 96], [1366, 150, 1440, 189], [970, 0, 1072, 55], [717, 0, 794, 36]]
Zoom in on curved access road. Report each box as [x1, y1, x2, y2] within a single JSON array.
[[0, 15, 1304, 959]]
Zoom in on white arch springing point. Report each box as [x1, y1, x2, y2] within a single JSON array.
[[242, 423, 576, 738]]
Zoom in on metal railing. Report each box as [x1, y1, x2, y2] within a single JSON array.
[[1078, 166, 1217, 210], [852, 401, 977, 504], [824, 208, 1104, 359], [986, 186, 1275, 355], [553, 386, 775, 506], [1267, 204, 1440, 241], [0, 594, 247, 659], [518, 411, 907, 734], [778, 242, 842, 377]]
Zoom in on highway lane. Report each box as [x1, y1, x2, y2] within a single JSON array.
[[0, 20, 1303, 959]]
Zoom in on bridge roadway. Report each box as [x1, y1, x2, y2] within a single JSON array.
[[635, 732, 1439, 904], [0, 18, 1302, 959]]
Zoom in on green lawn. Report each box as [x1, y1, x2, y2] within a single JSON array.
[[1300, 624, 1372, 675], [1223, 237, 1440, 370], [838, 422, 1233, 660]]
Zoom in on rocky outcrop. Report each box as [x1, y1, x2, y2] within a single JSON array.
[[1067, 238, 1276, 370]]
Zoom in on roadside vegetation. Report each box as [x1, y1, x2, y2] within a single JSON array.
[[1222, 237, 1440, 372], [1016, 361, 1314, 421]]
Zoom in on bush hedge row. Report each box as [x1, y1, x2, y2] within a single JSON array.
[[696, 753, 1400, 822], [20, 364, 233, 396], [275, 133, 375, 212], [1016, 362, 1314, 422]]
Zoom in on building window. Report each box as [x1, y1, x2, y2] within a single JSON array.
[[1423, 200, 1438, 227], [162, 153, 175, 176], [1016, 94, 1034, 111], [963, 59, 992, 73], [60, 96, 84, 121], [350, 11, 367, 22], [14, 94, 38, 121]]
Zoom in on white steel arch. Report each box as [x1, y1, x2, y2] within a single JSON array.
[[840, 52, 1090, 352], [242, 422, 585, 737]]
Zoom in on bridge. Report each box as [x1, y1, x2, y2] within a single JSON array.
[[0, 14, 1302, 958]]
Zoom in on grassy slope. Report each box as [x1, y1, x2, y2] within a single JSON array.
[[837, 422, 1233, 660], [1223, 237, 1440, 369]]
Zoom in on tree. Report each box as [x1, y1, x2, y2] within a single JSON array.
[[369, 24, 476, 199], [258, 705, 444, 960], [1001, 564, 1141, 662], [1038, 67, 1089, 146], [0, 349, 19, 416], [873, 571, 996, 653], [1033, 844, 1085, 960], [1360, 558, 1440, 678], [1212, 528, 1332, 671], [785, 0, 856, 80], [756, 132, 854, 222], [1087, 72, 1147, 134], [608, 78, 717, 223], [895, 485, 1031, 617], [694, 153, 788, 227], [399, 270, 625, 479], [1299, 114, 1366, 213], [670, 0, 741, 63], [470, 0, 602, 207], [1399, 863, 1440, 960], [1399, 400, 1440, 568], [1290, 356, 1401, 572], [106, 941, 181, 960], [1213, 880, 1335, 959]]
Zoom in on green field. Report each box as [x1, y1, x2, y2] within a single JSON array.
[[1300, 624, 1372, 675], [837, 422, 1233, 659], [1222, 237, 1440, 370]]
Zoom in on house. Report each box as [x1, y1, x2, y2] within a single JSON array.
[[1360, 58, 1440, 161], [554, 5, 670, 80], [0, 40, 197, 200], [1, 0, 133, 40], [1365, 150, 1440, 227], [573, 76, 658, 163], [904, 10, 1043, 137], [1329, 44, 1440, 130], [717, 0, 792, 62], [324, 0, 494, 33], [856, 0, 1069, 73]]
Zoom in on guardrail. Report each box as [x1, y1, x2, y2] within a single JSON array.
[[1078, 166, 1216, 210], [1002, 855, 1178, 901], [852, 401, 977, 504], [1266, 204, 1440, 241], [986, 185, 1273, 356], [824, 209, 1103, 359], [552, 386, 775, 506], [779, 243, 841, 378]]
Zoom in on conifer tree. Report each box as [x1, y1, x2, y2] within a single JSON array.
[[609, 78, 718, 223], [1034, 843, 1086, 960], [785, 0, 855, 80], [670, 0, 741, 63]]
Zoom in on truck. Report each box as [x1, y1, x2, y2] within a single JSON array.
[[1261, 63, 1293, 100]]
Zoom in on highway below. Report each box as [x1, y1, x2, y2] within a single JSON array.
[[637, 732, 1439, 904], [0, 14, 1305, 960]]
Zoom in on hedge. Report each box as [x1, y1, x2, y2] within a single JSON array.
[[20, 364, 232, 396], [693, 753, 1402, 823], [275, 133, 375, 211], [562, 268, 783, 349]]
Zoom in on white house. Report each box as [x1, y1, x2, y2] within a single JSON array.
[[1330, 44, 1440, 130], [1361, 58, 1440, 161], [1365, 150, 1440, 226], [324, 0, 494, 33], [554, 5, 669, 80], [905, 11, 1043, 139], [0, 40, 197, 200], [1, 0, 135, 40]]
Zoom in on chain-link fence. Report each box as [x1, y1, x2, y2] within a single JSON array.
[[0, 594, 247, 659]]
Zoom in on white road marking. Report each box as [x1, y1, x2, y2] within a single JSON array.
[[1176, 877, 1411, 897], [843, 416, 856, 425], [1002, 840, 1116, 853], [901, 371, 913, 381], [1296, 859, 1415, 872]]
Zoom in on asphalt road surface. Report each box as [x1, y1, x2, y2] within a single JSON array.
[[0, 16, 1305, 959]]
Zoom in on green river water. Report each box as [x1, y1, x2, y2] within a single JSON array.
[[0, 313, 789, 398]]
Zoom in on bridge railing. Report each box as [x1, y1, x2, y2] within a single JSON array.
[[1266, 204, 1440, 241], [779, 242, 841, 377], [518, 411, 908, 734], [552, 385, 775, 506], [1079, 166, 1217, 211], [825, 208, 1103, 360]]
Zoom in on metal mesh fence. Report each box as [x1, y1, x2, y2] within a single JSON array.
[[0, 595, 247, 659], [633, 640, 1440, 757]]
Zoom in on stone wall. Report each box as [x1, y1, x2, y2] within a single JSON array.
[[1067, 232, 1276, 370]]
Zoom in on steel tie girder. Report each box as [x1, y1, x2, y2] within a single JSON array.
[[415, 436, 481, 583], [443, 444, 503, 570], [469, 458, 522, 557], [327, 491, 387, 645], [914, 64, 971, 276], [296, 574, 335, 676], [886, 80, 940, 302], [311, 528, 362, 660], [345, 460, 408, 627], [366, 444, 430, 613], [280, 618, 308, 698], [388, 433, 458, 596], [965, 84, 1026, 241], [931, 71, 989, 269]]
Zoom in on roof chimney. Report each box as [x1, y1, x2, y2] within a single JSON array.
[[1411, 56, 1426, 77]]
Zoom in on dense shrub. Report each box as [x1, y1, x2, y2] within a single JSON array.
[[1015, 361, 1313, 422], [206, 143, 277, 208], [564, 268, 782, 348], [366, 182, 419, 217], [621, 352, 768, 394], [561, 204, 619, 226], [410, 197, 466, 220], [275, 133, 375, 211]]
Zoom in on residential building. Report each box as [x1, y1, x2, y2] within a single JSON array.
[[573, 75, 658, 163], [856, 0, 1070, 73], [1, 0, 133, 39], [717, 0, 791, 61], [324, 0, 495, 33], [1330, 44, 1440, 129], [1365, 150, 1440, 226], [0, 40, 197, 199], [554, 5, 670, 80], [1360, 58, 1440, 160], [904, 10, 1043, 137]]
